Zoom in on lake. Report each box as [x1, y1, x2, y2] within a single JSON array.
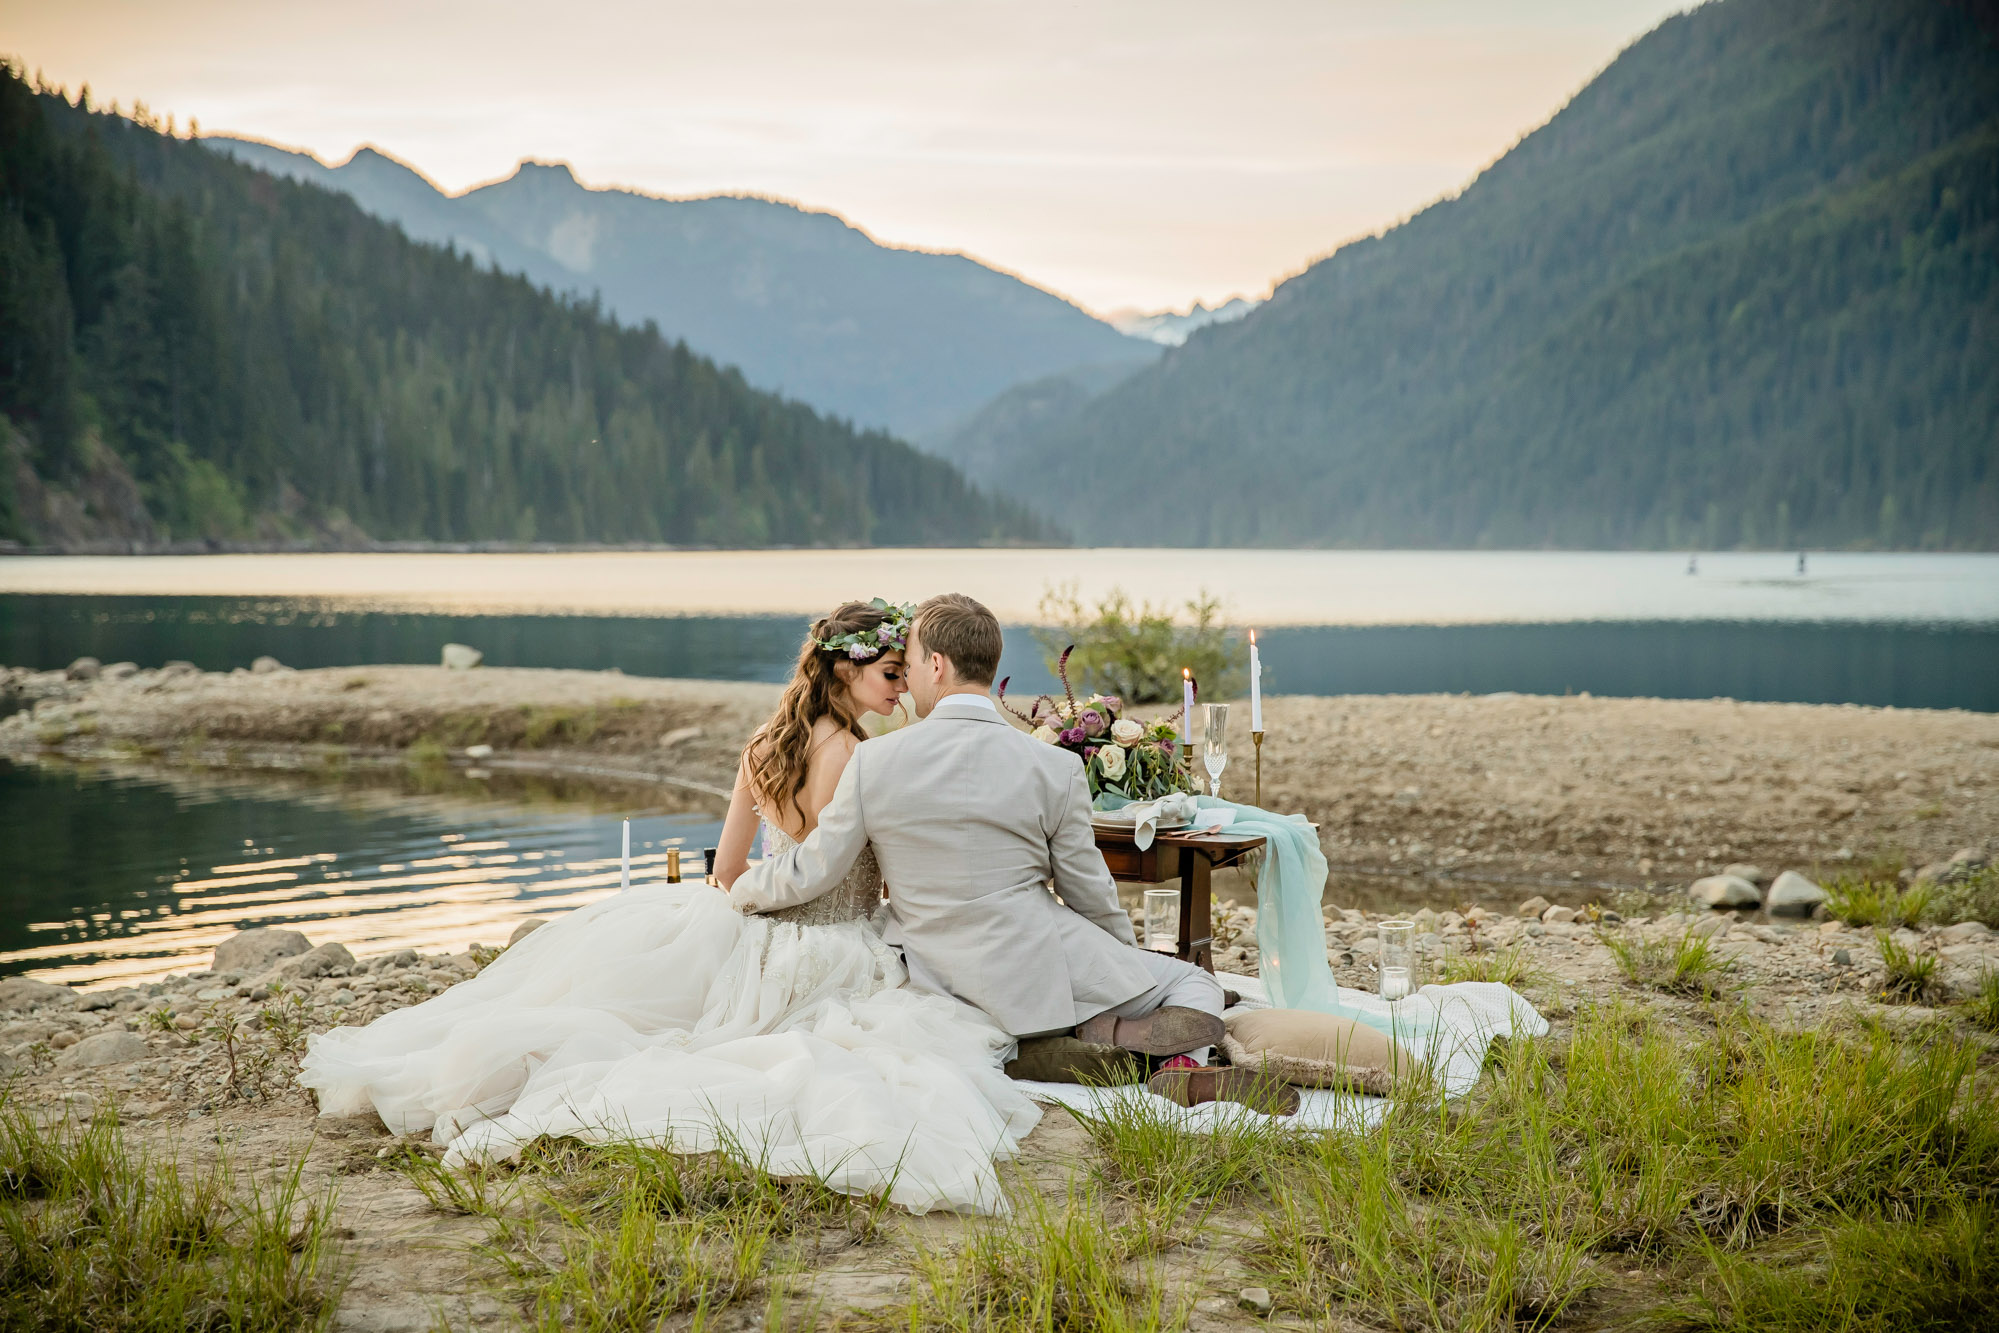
[[2, 549, 1996, 709]]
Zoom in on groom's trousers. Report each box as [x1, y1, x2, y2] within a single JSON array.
[[1023, 950, 1226, 1061]]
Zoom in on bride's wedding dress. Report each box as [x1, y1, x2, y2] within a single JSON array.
[[299, 826, 1041, 1214]]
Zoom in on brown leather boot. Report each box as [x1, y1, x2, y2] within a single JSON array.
[[1074, 1006, 1225, 1056], [1005, 1035, 1143, 1085], [1147, 1064, 1301, 1116]]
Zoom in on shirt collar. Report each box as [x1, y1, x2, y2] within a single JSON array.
[[933, 693, 997, 712]]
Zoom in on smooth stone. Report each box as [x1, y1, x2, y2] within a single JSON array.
[[1238, 1288, 1274, 1316], [1765, 870, 1828, 912], [1542, 905, 1579, 925], [1937, 921, 1993, 944], [464, 744, 495, 760], [55, 1030, 150, 1069], [102, 661, 138, 680], [1722, 862, 1767, 885], [1688, 916, 1730, 938], [1689, 875, 1761, 908], [213, 927, 312, 975], [331, 989, 356, 1005], [441, 643, 484, 670], [49, 1030, 77, 1050], [194, 987, 230, 1002], [0, 976, 77, 1012], [160, 660, 200, 677], [1832, 948, 1853, 966], [270, 941, 356, 982], [1517, 895, 1551, 918], [65, 656, 101, 681], [250, 655, 288, 674], [508, 919, 549, 946]]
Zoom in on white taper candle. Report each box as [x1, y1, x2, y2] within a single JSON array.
[[1181, 668, 1195, 751], [1249, 630, 1263, 731]]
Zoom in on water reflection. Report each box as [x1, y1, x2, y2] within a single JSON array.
[[0, 758, 727, 988]]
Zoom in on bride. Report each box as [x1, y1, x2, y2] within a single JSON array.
[[299, 599, 1040, 1214]]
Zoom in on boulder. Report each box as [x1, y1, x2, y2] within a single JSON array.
[[65, 656, 101, 681], [1937, 921, 1993, 946], [1517, 895, 1551, 918], [250, 655, 288, 674], [271, 942, 356, 982], [55, 1030, 149, 1069], [1765, 870, 1828, 913], [441, 643, 483, 670], [0, 976, 77, 1012], [1688, 875, 1760, 909], [213, 928, 312, 976], [508, 919, 549, 946]]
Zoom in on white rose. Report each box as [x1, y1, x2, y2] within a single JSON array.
[[1109, 719, 1143, 746], [1098, 745, 1128, 780], [1032, 725, 1060, 744]]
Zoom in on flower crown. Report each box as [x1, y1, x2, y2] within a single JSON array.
[[814, 598, 915, 661]]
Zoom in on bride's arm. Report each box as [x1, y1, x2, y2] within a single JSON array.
[[712, 755, 760, 890]]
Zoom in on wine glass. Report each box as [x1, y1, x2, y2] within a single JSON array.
[[1202, 703, 1229, 798]]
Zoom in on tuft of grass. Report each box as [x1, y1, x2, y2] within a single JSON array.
[[519, 705, 603, 749], [387, 1144, 514, 1218], [1066, 1086, 1309, 1235], [1922, 862, 1999, 928], [1825, 874, 1933, 929], [0, 1100, 341, 1331], [1604, 929, 1733, 999], [888, 1186, 1182, 1332], [1674, 1200, 1999, 1333], [1964, 970, 1999, 1033], [406, 735, 449, 767], [1877, 931, 1941, 1004], [1440, 944, 1545, 988]]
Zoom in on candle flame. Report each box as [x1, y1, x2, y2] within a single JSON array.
[[1183, 667, 1191, 680], [1250, 628, 1256, 646]]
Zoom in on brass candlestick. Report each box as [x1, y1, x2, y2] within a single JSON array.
[[1252, 730, 1265, 807]]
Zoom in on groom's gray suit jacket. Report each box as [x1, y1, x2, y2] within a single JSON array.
[[728, 697, 1156, 1036]]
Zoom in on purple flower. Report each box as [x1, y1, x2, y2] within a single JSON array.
[[1059, 726, 1086, 746], [1078, 708, 1107, 737], [875, 625, 895, 643], [1099, 696, 1123, 712], [847, 643, 874, 659]]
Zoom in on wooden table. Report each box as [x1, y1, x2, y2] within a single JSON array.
[[1092, 826, 1267, 972]]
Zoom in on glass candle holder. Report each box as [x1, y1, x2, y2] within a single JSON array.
[[1378, 920, 1416, 1001], [1144, 888, 1180, 952]]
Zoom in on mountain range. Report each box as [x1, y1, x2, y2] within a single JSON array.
[[954, 0, 1999, 549], [210, 138, 1155, 443], [0, 69, 1049, 550]]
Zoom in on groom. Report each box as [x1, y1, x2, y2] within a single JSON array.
[[730, 593, 1293, 1112]]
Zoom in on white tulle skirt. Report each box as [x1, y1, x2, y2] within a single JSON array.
[[299, 886, 1040, 1214]]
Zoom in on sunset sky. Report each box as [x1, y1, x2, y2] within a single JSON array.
[[2, 0, 1690, 314]]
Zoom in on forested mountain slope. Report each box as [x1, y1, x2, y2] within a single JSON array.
[[985, 0, 1999, 549], [0, 68, 1051, 548], [212, 138, 1156, 443]]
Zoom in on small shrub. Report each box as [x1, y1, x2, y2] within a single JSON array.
[[1034, 582, 1246, 704], [405, 735, 449, 767], [1877, 932, 1941, 1004], [1963, 970, 1999, 1033], [1441, 944, 1544, 988]]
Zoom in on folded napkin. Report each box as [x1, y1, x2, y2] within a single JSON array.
[[1093, 794, 1243, 848]]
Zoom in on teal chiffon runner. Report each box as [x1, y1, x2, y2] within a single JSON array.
[[1096, 793, 1430, 1043]]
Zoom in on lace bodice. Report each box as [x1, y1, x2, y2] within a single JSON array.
[[758, 823, 884, 926]]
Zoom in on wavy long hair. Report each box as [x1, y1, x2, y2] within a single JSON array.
[[743, 601, 895, 822]]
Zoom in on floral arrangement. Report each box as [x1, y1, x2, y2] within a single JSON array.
[[814, 598, 914, 660], [999, 647, 1196, 802]]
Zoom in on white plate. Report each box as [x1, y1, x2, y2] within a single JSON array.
[[1091, 817, 1192, 834]]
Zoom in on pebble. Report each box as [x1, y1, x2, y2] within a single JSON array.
[[1832, 949, 1853, 967], [195, 987, 230, 1002], [1542, 906, 1578, 925], [332, 989, 356, 1006]]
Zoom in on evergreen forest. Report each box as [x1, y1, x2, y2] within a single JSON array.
[[954, 0, 1999, 549], [0, 66, 1050, 549]]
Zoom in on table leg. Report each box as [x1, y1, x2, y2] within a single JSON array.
[[1176, 848, 1215, 973]]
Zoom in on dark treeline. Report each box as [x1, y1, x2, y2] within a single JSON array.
[[972, 0, 1999, 549], [0, 66, 1051, 548]]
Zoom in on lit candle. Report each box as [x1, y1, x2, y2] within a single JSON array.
[[1249, 630, 1263, 732], [1181, 668, 1195, 752], [620, 819, 631, 892]]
